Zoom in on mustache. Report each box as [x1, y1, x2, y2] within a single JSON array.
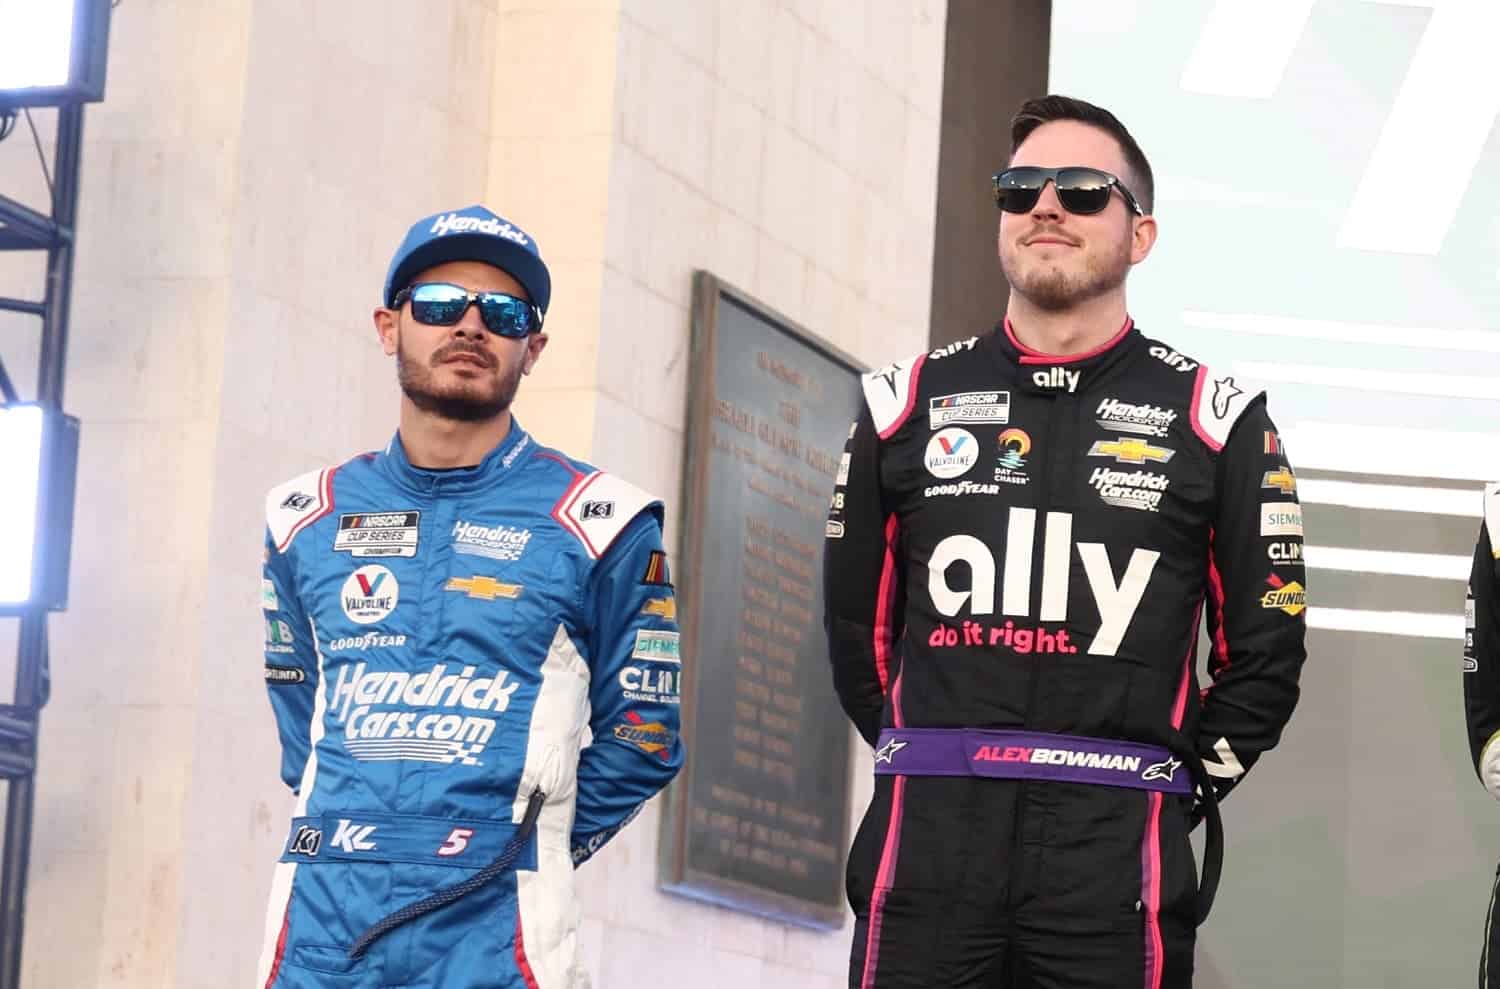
[[431, 342, 495, 368], [1024, 227, 1080, 246]]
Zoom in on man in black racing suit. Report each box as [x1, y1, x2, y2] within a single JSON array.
[[823, 95, 1308, 989], [1463, 483, 1500, 985]]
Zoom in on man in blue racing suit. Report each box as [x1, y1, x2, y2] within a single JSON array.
[[256, 205, 684, 988]]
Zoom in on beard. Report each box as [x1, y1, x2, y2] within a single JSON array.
[[1001, 227, 1133, 312], [397, 336, 523, 423]]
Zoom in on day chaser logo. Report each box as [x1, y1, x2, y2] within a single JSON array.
[[342, 566, 399, 625], [929, 391, 1010, 428], [451, 520, 531, 563], [994, 428, 1032, 485], [1087, 437, 1175, 465], [1095, 398, 1176, 437], [1260, 574, 1307, 617], [445, 576, 523, 601], [330, 660, 519, 766], [1262, 468, 1297, 495], [1089, 468, 1169, 512], [334, 511, 420, 558]]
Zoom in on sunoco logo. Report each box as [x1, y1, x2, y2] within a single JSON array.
[[1096, 398, 1176, 437], [330, 661, 519, 766], [1089, 468, 1169, 512], [452, 520, 532, 563], [341, 566, 399, 624]]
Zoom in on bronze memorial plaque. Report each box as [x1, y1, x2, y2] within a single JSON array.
[[659, 272, 863, 929]]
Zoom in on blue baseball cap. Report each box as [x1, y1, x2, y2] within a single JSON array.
[[383, 205, 551, 316]]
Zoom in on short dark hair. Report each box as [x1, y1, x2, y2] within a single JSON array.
[[1010, 95, 1155, 215]]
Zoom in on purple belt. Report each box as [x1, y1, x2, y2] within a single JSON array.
[[873, 727, 1192, 795]]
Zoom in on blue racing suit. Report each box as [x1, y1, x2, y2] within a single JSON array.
[[255, 421, 684, 988]]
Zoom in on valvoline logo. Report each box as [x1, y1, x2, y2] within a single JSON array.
[[924, 428, 978, 480], [342, 565, 399, 625]]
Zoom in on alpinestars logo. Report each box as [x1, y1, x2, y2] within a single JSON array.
[[430, 212, 530, 245], [1095, 398, 1177, 437], [330, 661, 520, 766]]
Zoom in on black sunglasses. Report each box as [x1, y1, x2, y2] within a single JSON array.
[[393, 282, 543, 339], [992, 166, 1145, 217]]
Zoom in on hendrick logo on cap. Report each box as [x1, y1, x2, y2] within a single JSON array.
[[429, 212, 530, 246]]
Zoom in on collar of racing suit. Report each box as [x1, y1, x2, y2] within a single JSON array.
[[376, 418, 534, 495], [987, 315, 1144, 395]]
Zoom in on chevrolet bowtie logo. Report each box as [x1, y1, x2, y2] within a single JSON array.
[[1262, 467, 1297, 495], [445, 576, 523, 601], [1087, 438, 1175, 465], [641, 597, 677, 621]]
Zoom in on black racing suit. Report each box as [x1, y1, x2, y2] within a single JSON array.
[[824, 321, 1308, 989], [1463, 483, 1500, 986]]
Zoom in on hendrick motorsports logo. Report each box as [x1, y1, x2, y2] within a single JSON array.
[[1095, 398, 1176, 437], [330, 661, 519, 766], [1089, 467, 1169, 512], [342, 566, 399, 625], [452, 519, 531, 563]]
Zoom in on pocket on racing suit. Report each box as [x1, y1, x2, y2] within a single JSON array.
[[285, 944, 361, 976], [1156, 794, 1200, 927]]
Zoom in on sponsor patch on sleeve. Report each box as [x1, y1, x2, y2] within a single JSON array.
[[1259, 502, 1303, 537], [642, 550, 672, 586], [265, 664, 306, 685], [632, 629, 681, 663], [613, 712, 677, 759], [261, 579, 279, 611]]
